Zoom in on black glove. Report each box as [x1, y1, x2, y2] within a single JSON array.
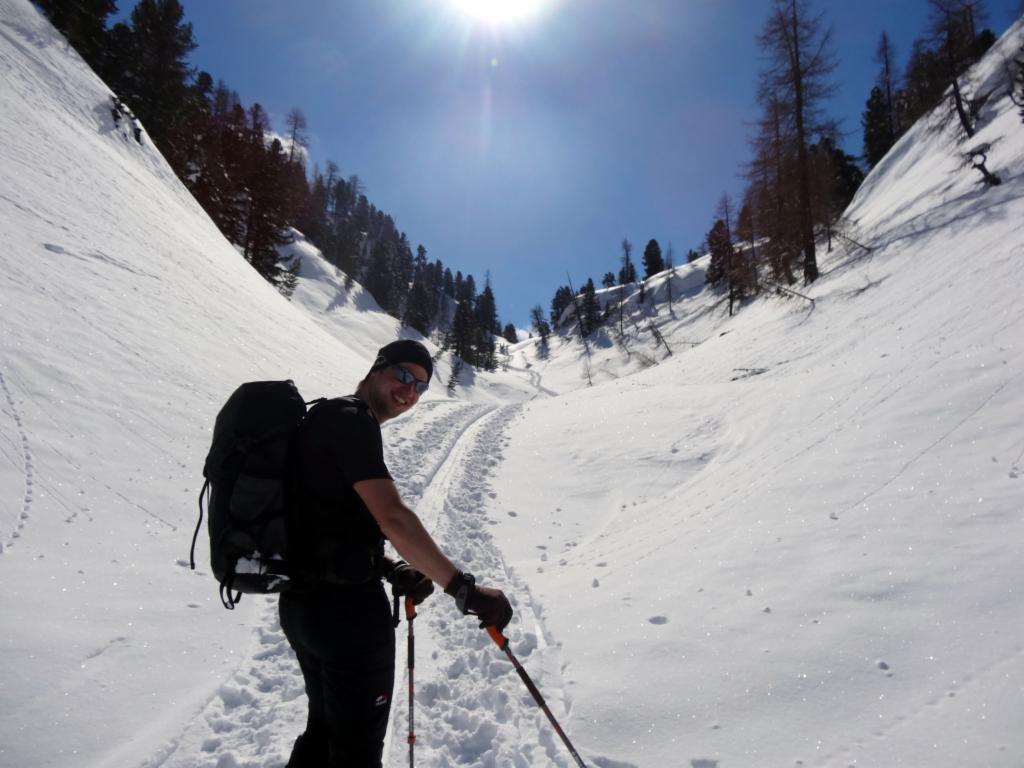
[[445, 571, 513, 631], [386, 561, 435, 605]]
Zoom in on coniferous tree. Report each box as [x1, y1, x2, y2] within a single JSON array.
[[618, 238, 636, 284], [163, 68, 214, 188], [363, 240, 395, 310], [197, 92, 246, 244], [550, 286, 573, 329], [37, 0, 117, 72], [429, 260, 448, 324], [863, 86, 897, 167], [107, 0, 197, 148], [403, 277, 434, 336], [449, 299, 475, 365], [579, 278, 602, 335], [901, 2, 995, 130], [664, 244, 675, 305], [476, 280, 500, 337], [735, 202, 760, 295], [502, 323, 519, 344], [903, 38, 948, 124], [601, 272, 616, 288], [926, 0, 995, 139], [757, 0, 839, 283], [809, 136, 864, 235], [240, 108, 293, 292], [642, 239, 664, 279], [617, 239, 633, 336], [745, 89, 800, 286], [530, 305, 551, 357], [414, 244, 428, 276], [472, 278, 500, 371], [705, 219, 730, 289], [872, 32, 901, 155], [391, 233, 415, 316], [298, 167, 329, 245], [284, 108, 308, 163], [860, 34, 903, 165], [473, 319, 497, 371]]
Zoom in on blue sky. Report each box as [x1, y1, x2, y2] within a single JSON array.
[[135, 1, 1023, 328]]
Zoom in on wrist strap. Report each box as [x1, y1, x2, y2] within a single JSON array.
[[445, 571, 476, 614]]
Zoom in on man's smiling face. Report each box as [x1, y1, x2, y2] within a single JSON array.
[[366, 362, 428, 422]]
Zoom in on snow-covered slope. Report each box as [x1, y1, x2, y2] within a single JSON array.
[[0, 3, 388, 765], [3, 1, 1024, 766], [483, 18, 1024, 768], [0, 2, 530, 766]]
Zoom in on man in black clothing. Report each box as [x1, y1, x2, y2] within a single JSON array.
[[281, 339, 512, 767]]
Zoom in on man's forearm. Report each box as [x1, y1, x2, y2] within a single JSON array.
[[377, 504, 458, 588]]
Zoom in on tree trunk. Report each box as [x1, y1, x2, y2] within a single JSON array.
[[790, 0, 818, 283], [950, 77, 976, 138], [882, 35, 897, 136]]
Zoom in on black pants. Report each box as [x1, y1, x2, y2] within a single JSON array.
[[279, 581, 396, 768]]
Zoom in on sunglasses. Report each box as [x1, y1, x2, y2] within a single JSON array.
[[391, 365, 429, 395]]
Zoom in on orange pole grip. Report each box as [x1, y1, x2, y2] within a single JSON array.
[[487, 625, 509, 649], [404, 595, 416, 620]]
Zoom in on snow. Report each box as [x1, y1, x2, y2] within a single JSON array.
[[1, 1, 1023, 766]]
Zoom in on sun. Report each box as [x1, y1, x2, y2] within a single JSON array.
[[448, 0, 548, 25]]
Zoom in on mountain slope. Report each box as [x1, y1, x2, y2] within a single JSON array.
[[2, 1, 1023, 766], [482, 18, 1024, 767], [0, 2, 522, 765]]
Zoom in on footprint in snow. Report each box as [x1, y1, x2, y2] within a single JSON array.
[[648, 615, 668, 625]]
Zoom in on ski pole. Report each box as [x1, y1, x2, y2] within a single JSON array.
[[486, 626, 588, 768], [406, 596, 416, 768]]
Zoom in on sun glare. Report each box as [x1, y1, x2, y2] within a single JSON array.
[[449, 0, 547, 25]]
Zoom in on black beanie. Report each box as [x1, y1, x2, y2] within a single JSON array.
[[374, 339, 433, 382]]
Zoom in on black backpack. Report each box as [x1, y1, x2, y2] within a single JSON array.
[[190, 380, 317, 608]]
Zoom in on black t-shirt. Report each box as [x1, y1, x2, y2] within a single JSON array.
[[289, 396, 392, 584]]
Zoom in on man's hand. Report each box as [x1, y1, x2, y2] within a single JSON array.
[[466, 585, 513, 630], [445, 572, 513, 630], [386, 561, 435, 605]]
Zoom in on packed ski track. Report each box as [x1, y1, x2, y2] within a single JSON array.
[[384, 402, 583, 768], [136, 396, 580, 768]]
